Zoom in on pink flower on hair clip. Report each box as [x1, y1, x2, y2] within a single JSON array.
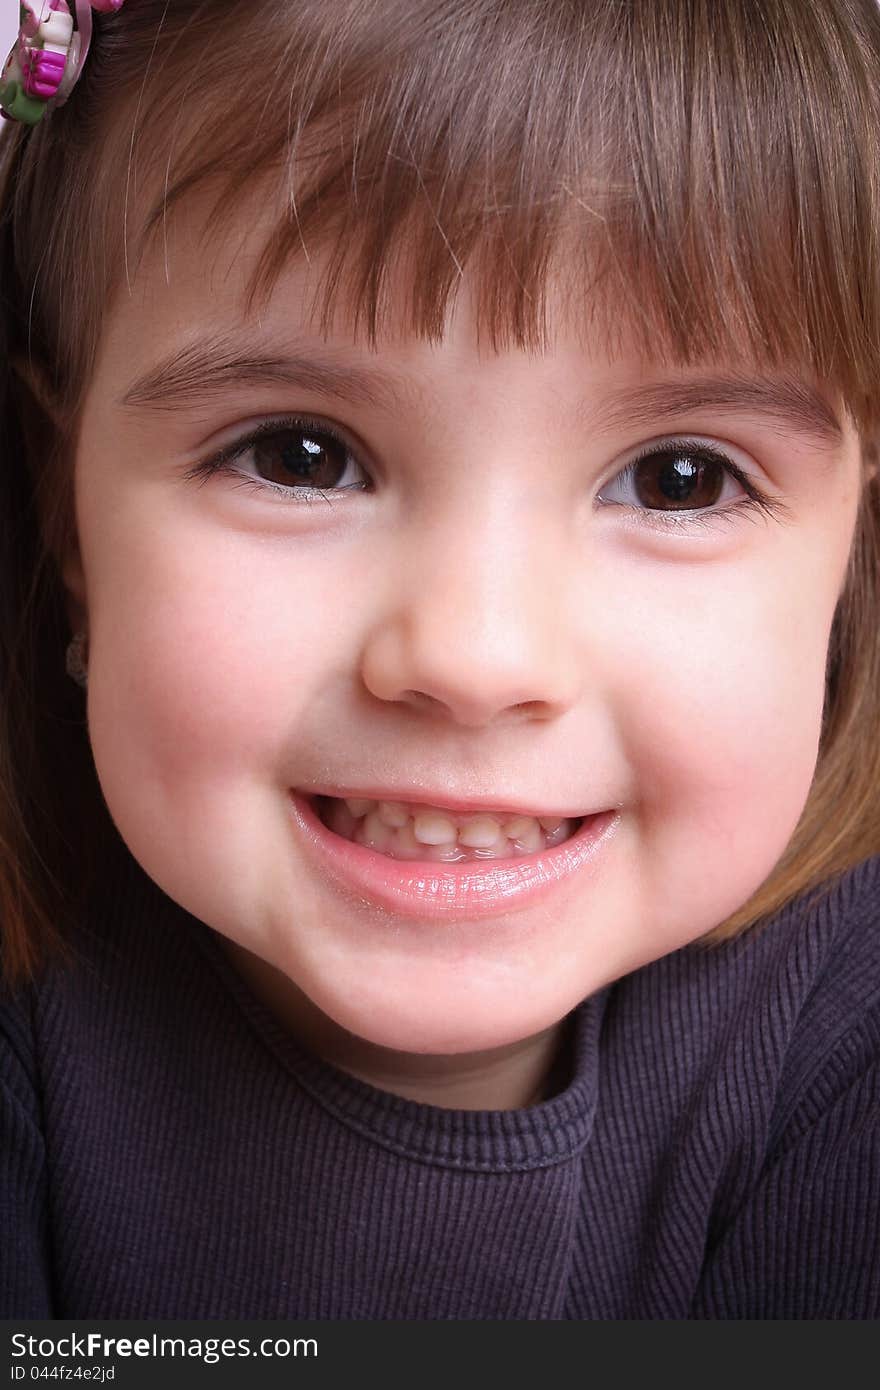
[[1, 0, 127, 125], [0, 2, 73, 122], [20, 2, 74, 103]]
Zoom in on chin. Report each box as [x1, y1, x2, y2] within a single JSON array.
[[318, 981, 565, 1058]]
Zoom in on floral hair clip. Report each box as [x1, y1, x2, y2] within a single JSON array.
[[0, 0, 125, 126]]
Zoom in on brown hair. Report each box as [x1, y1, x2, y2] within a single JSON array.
[[1, 0, 879, 984]]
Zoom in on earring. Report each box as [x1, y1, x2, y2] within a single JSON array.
[[65, 629, 89, 689]]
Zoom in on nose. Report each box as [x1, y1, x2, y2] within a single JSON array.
[[359, 502, 582, 727]]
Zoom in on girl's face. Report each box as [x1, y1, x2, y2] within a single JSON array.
[[67, 191, 862, 1091]]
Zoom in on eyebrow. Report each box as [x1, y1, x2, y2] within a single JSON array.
[[118, 335, 414, 414], [592, 373, 844, 449], [118, 336, 845, 449]]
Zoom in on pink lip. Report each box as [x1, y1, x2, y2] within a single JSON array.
[[288, 791, 619, 922]]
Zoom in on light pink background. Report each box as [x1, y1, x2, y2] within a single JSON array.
[[1, 0, 17, 64]]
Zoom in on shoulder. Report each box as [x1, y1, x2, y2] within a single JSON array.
[[759, 856, 880, 1150], [684, 858, 880, 1317], [0, 959, 57, 1316], [0, 962, 42, 1117], [712, 852, 880, 1013], [0, 843, 201, 1093], [780, 852, 880, 996], [605, 855, 880, 1127], [752, 855, 880, 1078], [692, 853, 878, 1038]]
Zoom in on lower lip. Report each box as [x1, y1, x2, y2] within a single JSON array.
[[288, 792, 619, 922]]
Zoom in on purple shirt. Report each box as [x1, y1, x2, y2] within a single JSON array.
[[2, 842, 879, 1318]]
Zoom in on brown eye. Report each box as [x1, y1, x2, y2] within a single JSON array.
[[596, 439, 746, 519], [629, 447, 726, 511], [186, 415, 371, 505], [251, 426, 353, 491]]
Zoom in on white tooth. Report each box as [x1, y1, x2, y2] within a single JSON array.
[[378, 800, 410, 828], [538, 816, 564, 833], [511, 831, 544, 854], [458, 815, 504, 848], [475, 831, 516, 858], [344, 798, 374, 818], [502, 815, 540, 840], [520, 823, 545, 851], [412, 812, 459, 845], [358, 808, 395, 851], [504, 817, 544, 853]]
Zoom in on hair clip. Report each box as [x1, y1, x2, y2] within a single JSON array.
[[0, 1, 125, 126]]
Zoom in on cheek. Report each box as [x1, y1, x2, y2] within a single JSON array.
[[82, 523, 341, 854], [609, 552, 835, 894]]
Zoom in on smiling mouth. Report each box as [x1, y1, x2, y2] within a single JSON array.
[[312, 794, 585, 862]]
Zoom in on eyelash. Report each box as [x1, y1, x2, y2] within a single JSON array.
[[182, 416, 789, 532]]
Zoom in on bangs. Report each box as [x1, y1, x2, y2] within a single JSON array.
[[22, 0, 861, 439], [115, 0, 880, 431]]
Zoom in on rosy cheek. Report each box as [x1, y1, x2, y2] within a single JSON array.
[[609, 575, 830, 835]]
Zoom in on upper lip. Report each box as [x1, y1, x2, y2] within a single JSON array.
[[295, 786, 594, 820]]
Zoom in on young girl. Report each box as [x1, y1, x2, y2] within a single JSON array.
[[1, 0, 878, 1321]]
